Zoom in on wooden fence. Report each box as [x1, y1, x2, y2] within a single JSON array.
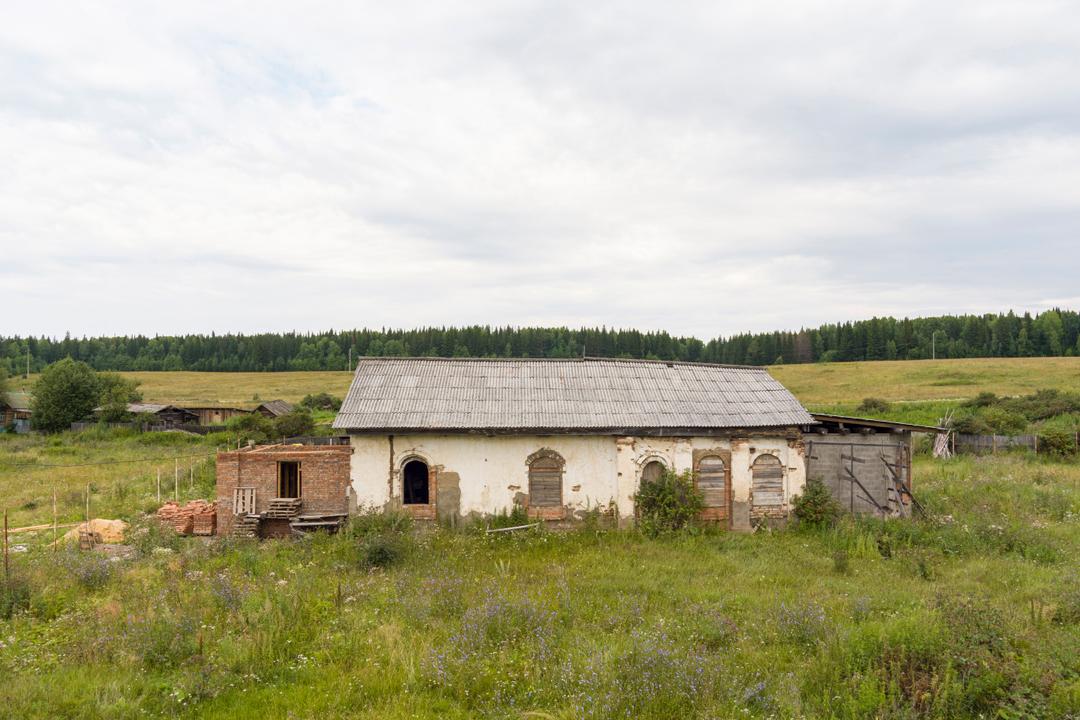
[[70, 422, 226, 435], [954, 433, 1038, 454]]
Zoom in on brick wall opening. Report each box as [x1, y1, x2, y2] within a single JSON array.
[[278, 461, 301, 498], [403, 459, 429, 504]]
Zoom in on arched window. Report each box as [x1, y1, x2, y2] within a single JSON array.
[[403, 459, 430, 505], [641, 459, 665, 484], [697, 455, 727, 510], [527, 450, 564, 511], [751, 454, 784, 507]]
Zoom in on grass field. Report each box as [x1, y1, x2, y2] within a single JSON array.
[[1, 453, 1079, 718], [10, 356, 1080, 409]]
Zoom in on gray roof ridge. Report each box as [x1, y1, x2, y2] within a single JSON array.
[[354, 356, 767, 371]]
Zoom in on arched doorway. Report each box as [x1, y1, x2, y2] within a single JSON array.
[[403, 459, 430, 505]]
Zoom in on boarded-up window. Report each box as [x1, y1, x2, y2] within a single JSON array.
[[752, 454, 784, 506], [528, 455, 563, 508], [697, 456, 727, 508], [641, 460, 665, 484]]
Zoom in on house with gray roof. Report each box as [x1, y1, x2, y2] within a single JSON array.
[[333, 357, 815, 530]]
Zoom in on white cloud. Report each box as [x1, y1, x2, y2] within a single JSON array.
[[1, 0, 1078, 339]]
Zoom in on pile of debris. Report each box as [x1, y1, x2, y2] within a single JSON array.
[[156, 500, 217, 536]]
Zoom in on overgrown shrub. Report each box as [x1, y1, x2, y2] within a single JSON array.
[[633, 468, 704, 536], [0, 572, 32, 619], [486, 502, 529, 530], [1037, 428, 1077, 457], [856, 397, 891, 414], [299, 392, 342, 411], [361, 532, 407, 568], [792, 478, 841, 528], [343, 507, 412, 539]]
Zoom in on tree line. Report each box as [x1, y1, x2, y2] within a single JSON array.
[[2, 309, 1078, 373]]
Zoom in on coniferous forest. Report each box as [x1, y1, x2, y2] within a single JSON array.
[[2, 309, 1078, 373]]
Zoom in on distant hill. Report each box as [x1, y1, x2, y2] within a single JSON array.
[[2, 309, 1077, 373]]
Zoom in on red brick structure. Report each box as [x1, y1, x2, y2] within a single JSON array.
[[215, 444, 352, 536]]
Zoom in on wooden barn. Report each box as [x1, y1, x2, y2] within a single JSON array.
[[254, 400, 294, 418]]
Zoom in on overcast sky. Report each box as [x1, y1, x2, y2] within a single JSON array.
[[2, 1, 1079, 340]]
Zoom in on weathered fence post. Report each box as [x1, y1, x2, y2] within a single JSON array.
[[52, 490, 58, 551], [3, 509, 9, 582], [157, 468, 161, 502], [174, 458, 179, 502]]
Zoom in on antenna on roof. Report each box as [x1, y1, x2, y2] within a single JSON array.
[[582, 341, 586, 359]]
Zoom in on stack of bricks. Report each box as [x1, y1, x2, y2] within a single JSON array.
[[156, 500, 217, 536], [192, 502, 217, 536]]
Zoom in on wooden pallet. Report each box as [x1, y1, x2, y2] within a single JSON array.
[[264, 498, 303, 519], [290, 512, 348, 534], [230, 514, 260, 538]]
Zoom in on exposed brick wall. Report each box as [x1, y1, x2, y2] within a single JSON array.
[[215, 445, 352, 535]]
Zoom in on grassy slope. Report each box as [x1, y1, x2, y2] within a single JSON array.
[[769, 357, 1080, 405]]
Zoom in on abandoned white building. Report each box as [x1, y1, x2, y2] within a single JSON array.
[[332, 357, 818, 530]]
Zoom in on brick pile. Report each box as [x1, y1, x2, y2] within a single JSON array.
[[156, 500, 216, 536]]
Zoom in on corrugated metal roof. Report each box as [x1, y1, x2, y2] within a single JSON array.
[[333, 357, 813, 432]]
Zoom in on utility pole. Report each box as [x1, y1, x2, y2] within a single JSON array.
[[932, 330, 941, 360], [25, 346, 30, 379]]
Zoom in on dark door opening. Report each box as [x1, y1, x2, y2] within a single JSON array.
[[403, 459, 429, 505], [278, 461, 301, 498]]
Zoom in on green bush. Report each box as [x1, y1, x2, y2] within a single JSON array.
[[856, 397, 891, 414], [299, 392, 342, 411], [792, 478, 841, 528], [272, 408, 316, 438], [633, 468, 704, 536], [1038, 428, 1077, 457], [361, 532, 407, 569]]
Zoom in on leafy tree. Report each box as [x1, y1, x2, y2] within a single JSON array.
[[30, 359, 100, 432], [226, 413, 274, 445], [0, 367, 8, 404], [97, 373, 143, 422]]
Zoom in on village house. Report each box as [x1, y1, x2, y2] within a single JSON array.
[[1, 391, 32, 433], [331, 357, 816, 530], [112, 403, 199, 426]]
